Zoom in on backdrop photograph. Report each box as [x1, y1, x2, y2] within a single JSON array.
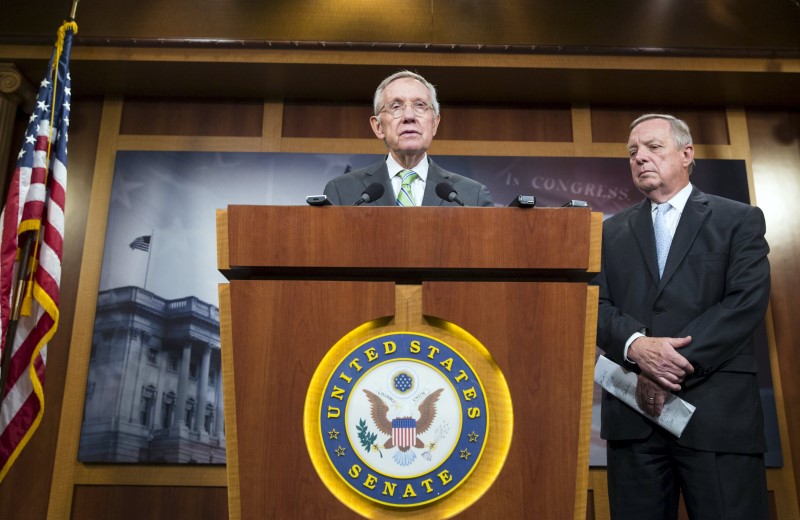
[[77, 151, 780, 468]]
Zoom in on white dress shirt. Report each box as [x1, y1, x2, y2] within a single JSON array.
[[386, 154, 428, 206]]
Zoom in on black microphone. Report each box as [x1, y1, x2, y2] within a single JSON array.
[[354, 183, 385, 206], [435, 181, 464, 206]]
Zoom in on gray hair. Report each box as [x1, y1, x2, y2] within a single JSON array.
[[372, 70, 440, 117], [630, 113, 695, 174]]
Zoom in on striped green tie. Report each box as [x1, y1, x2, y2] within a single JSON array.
[[396, 170, 419, 207]]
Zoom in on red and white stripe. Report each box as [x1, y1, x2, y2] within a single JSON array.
[[391, 418, 417, 449], [0, 119, 65, 481]]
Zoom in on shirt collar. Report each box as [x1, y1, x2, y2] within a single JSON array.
[[652, 183, 693, 214], [386, 154, 429, 181]]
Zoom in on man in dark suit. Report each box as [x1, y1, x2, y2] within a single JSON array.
[[594, 114, 770, 519], [323, 71, 493, 207]]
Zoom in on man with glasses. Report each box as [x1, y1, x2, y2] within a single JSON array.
[[323, 70, 493, 206]]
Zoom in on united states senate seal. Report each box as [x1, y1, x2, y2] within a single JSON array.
[[310, 332, 489, 509]]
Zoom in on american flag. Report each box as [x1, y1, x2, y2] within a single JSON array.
[[0, 21, 75, 482], [129, 235, 151, 252]]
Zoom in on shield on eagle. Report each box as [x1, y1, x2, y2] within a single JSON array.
[[391, 417, 417, 450]]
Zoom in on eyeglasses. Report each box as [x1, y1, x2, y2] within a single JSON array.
[[379, 101, 433, 119]]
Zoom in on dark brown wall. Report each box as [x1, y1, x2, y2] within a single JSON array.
[[72, 486, 228, 519], [749, 110, 800, 506], [3, 0, 798, 52]]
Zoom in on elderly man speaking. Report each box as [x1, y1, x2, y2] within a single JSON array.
[[323, 71, 492, 207]]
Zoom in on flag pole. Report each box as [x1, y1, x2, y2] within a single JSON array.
[[70, 0, 80, 20], [0, 233, 35, 401], [143, 229, 155, 291]]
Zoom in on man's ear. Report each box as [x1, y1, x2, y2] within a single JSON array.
[[431, 114, 440, 137], [370, 116, 385, 139], [682, 143, 695, 168]]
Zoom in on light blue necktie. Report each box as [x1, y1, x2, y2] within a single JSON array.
[[654, 203, 673, 278], [396, 170, 419, 207]]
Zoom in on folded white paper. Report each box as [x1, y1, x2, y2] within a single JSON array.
[[594, 355, 696, 438]]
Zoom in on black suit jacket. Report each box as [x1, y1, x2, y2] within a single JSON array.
[[594, 186, 770, 453], [322, 158, 493, 207]]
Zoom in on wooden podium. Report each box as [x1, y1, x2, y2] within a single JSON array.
[[217, 205, 602, 519]]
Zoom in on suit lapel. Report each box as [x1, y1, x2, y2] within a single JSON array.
[[364, 160, 399, 206], [630, 200, 660, 283], [421, 159, 448, 206], [659, 187, 711, 288]]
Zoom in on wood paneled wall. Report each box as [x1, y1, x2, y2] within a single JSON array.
[[590, 108, 730, 145], [0, 98, 104, 520], [4, 1, 799, 52], [0, 87, 798, 520], [72, 485, 228, 519], [120, 98, 264, 137], [748, 111, 800, 519]]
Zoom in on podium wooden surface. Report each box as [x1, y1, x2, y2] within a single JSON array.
[[218, 205, 602, 519]]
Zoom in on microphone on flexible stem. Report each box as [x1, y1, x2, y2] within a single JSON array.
[[435, 181, 464, 206], [354, 183, 385, 206]]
